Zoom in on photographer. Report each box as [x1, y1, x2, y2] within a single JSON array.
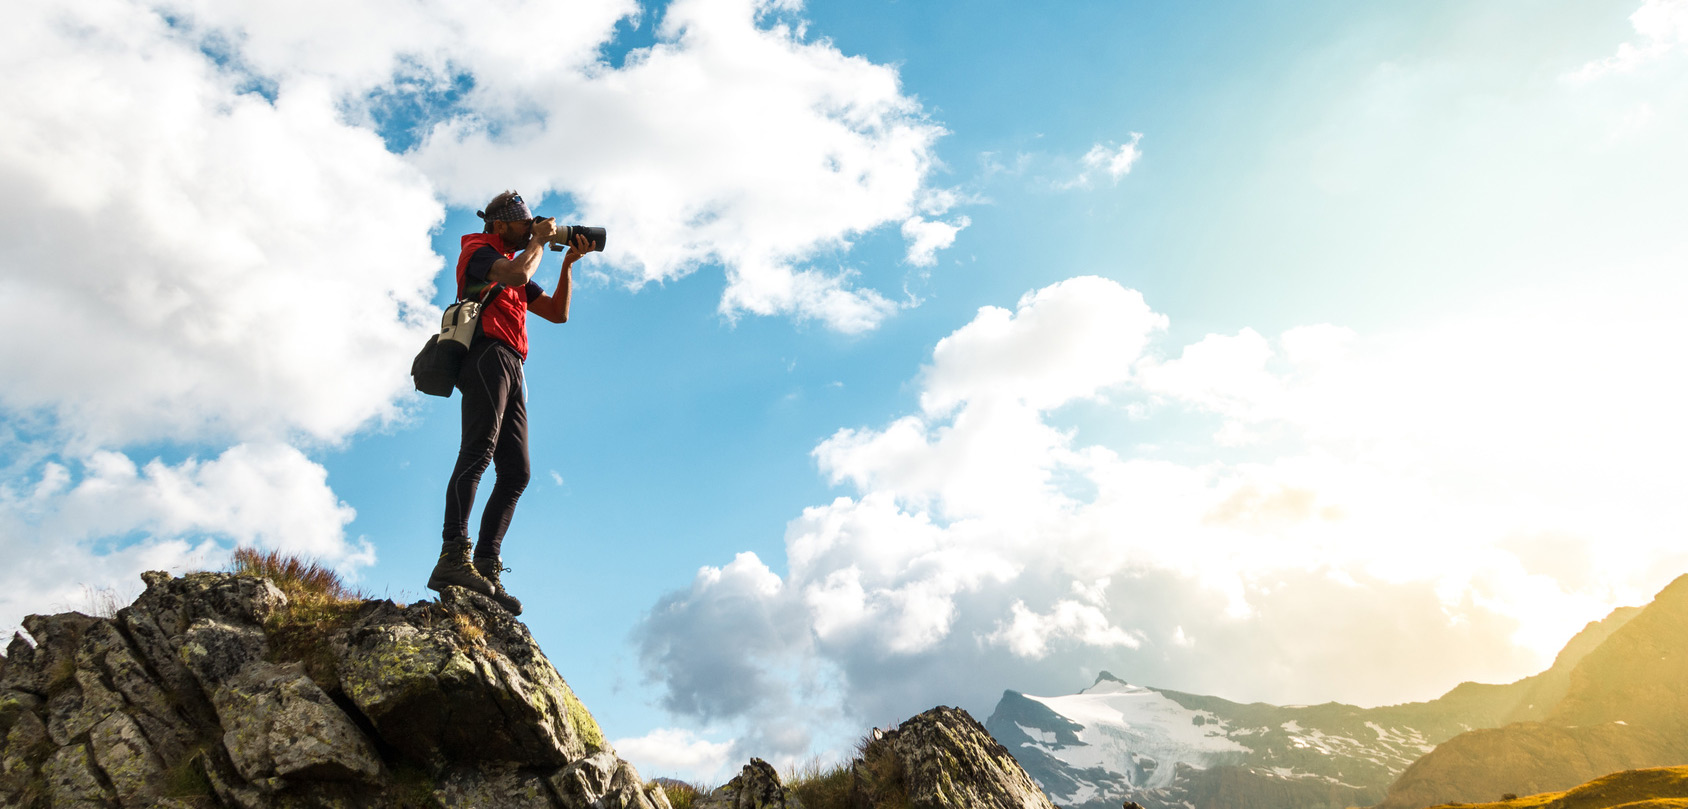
[[429, 190, 592, 615]]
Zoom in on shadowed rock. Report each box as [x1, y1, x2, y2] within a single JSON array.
[[0, 570, 669, 809]]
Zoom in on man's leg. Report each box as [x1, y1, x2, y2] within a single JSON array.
[[432, 340, 514, 596], [474, 359, 529, 562], [442, 340, 516, 540], [471, 350, 530, 614]]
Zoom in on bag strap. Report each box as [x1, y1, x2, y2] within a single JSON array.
[[461, 282, 504, 305]]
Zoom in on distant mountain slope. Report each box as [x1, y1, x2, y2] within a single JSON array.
[[1376, 574, 1688, 809], [985, 598, 1641, 809], [1378, 723, 1688, 809], [1424, 765, 1688, 809]]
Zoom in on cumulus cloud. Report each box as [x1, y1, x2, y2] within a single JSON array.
[[634, 275, 1688, 766], [1572, 0, 1688, 80], [411, 0, 952, 332], [0, 0, 442, 448], [0, 443, 362, 635], [613, 727, 735, 783]]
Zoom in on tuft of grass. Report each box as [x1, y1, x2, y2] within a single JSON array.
[[157, 744, 213, 800], [853, 730, 911, 809], [229, 548, 366, 687], [660, 780, 710, 809], [79, 584, 130, 619], [451, 613, 485, 645], [785, 757, 855, 809], [231, 547, 359, 601]]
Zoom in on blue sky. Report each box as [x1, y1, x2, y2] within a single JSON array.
[[2, 0, 1686, 783]]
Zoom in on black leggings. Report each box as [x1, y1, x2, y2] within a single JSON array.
[[442, 337, 530, 560]]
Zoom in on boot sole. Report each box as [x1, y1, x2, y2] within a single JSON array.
[[425, 574, 495, 598]]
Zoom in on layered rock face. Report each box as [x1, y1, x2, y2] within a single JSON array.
[[0, 570, 672, 809]]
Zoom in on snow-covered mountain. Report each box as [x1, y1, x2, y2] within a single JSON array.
[[985, 605, 1642, 809]]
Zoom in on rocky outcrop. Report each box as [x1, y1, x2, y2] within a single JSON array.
[[695, 759, 799, 809], [700, 707, 1055, 809], [862, 706, 1056, 809], [0, 570, 671, 809]]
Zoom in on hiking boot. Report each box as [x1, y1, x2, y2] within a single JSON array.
[[427, 539, 495, 597], [473, 555, 524, 615]]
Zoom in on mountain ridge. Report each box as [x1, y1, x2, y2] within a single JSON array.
[[986, 583, 1660, 809]]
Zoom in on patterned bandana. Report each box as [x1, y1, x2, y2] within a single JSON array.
[[477, 193, 533, 223]]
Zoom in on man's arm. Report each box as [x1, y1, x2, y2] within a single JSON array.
[[487, 219, 558, 286], [530, 234, 589, 324]]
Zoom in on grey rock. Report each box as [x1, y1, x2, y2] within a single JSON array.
[[865, 706, 1057, 809], [333, 587, 605, 769], [550, 751, 625, 809], [697, 759, 799, 809], [0, 570, 657, 808], [88, 711, 163, 802], [178, 620, 268, 691], [435, 764, 559, 808], [42, 742, 114, 807], [0, 689, 42, 738], [213, 661, 383, 785], [10, 612, 100, 695]]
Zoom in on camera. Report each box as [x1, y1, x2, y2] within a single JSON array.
[[544, 224, 607, 253]]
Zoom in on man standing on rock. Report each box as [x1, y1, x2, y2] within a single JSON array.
[[430, 190, 593, 615]]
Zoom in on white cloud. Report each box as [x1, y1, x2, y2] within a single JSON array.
[[0, 443, 365, 636], [411, 0, 953, 332], [901, 216, 971, 267], [613, 727, 735, 783], [1572, 0, 1688, 80], [0, 0, 442, 449], [1059, 133, 1144, 189], [0, 0, 957, 633], [636, 275, 1688, 763], [988, 580, 1142, 659], [921, 276, 1166, 414]]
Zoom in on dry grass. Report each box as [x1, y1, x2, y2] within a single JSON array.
[[451, 612, 485, 646], [1430, 767, 1688, 809], [230, 547, 361, 602], [228, 548, 366, 686], [78, 584, 130, 619], [661, 781, 709, 809], [783, 730, 909, 809], [785, 757, 856, 809]]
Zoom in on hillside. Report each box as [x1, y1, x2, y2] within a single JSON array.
[[1376, 574, 1688, 809], [984, 605, 1640, 809], [1423, 765, 1688, 809]]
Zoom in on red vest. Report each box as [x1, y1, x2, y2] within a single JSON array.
[[456, 233, 532, 360]]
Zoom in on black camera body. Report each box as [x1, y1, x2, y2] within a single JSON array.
[[545, 225, 607, 253]]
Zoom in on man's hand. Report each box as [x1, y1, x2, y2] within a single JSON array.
[[532, 217, 558, 243], [563, 233, 592, 265]]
